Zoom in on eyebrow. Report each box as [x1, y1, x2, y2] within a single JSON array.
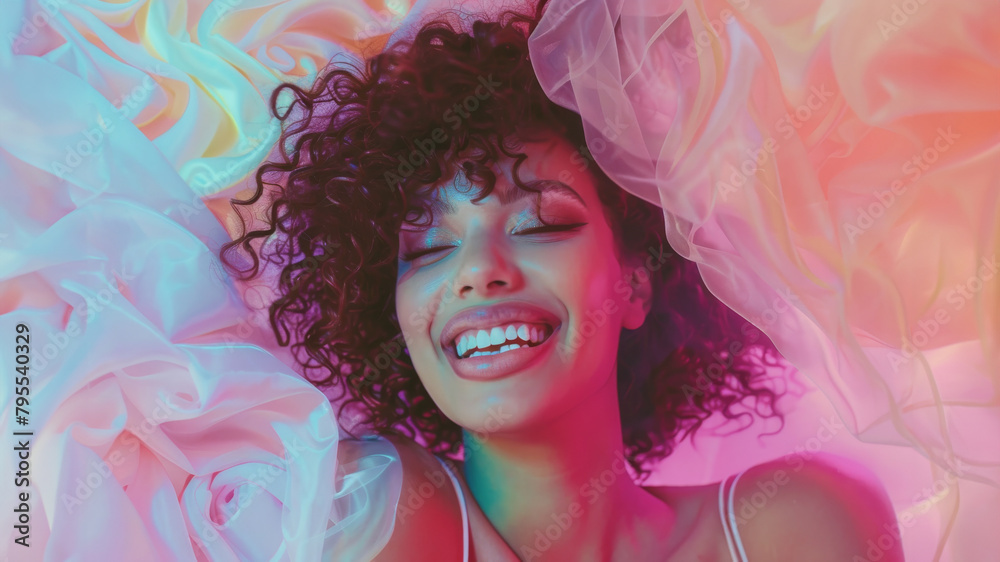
[[431, 180, 588, 215]]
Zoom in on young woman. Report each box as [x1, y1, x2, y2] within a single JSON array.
[[221, 4, 903, 561]]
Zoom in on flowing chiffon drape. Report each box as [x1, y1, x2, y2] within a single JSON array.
[[525, 0, 1000, 560], [0, 1, 403, 560]]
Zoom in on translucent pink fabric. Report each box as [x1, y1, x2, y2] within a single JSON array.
[[526, 0, 999, 559]]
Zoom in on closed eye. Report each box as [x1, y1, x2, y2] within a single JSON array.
[[398, 223, 588, 263], [399, 245, 454, 262], [515, 222, 588, 235]]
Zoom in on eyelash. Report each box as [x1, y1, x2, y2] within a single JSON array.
[[399, 222, 588, 262]]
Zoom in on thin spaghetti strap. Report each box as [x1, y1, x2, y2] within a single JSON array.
[[719, 475, 740, 562], [720, 469, 751, 562], [435, 455, 470, 562]]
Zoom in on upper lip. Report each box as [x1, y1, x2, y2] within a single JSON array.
[[440, 300, 561, 350]]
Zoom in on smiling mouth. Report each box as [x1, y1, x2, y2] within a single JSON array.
[[451, 323, 555, 359]]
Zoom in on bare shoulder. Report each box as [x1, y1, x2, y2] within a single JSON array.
[[361, 434, 465, 562], [731, 453, 904, 562]]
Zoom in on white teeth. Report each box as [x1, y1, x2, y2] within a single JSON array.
[[490, 327, 505, 345], [477, 330, 491, 348], [460, 334, 473, 357], [454, 322, 551, 358]]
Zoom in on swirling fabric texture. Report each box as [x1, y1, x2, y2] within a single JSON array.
[[0, 0, 404, 560], [0, 0, 996, 561], [526, 0, 999, 560]]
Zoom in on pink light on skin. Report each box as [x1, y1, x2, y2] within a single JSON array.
[[390, 132, 904, 561], [394, 132, 676, 559]]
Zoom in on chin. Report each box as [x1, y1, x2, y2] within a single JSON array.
[[432, 379, 553, 436], [446, 372, 608, 438]]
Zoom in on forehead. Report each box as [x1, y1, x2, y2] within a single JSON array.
[[419, 135, 597, 213]]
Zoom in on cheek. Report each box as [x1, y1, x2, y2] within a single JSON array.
[[395, 283, 439, 389], [394, 284, 419, 335], [553, 232, 628, 363], [395, 285, 432, 366], [564, 232, 625, 313], [394, 272, 453, 368], [395, 271, 439, 334]]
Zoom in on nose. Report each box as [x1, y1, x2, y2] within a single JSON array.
[[453, 229, 523, 298]]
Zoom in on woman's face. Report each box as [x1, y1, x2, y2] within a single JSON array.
[[395, 133, 649, 436]]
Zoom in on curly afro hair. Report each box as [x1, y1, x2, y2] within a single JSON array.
[[220, 0, 786, 482]]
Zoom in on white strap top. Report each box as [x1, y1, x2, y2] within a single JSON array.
[[435, 455, 470, 562], [719, 469, 750, 562]]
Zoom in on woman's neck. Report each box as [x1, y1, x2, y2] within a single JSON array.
[[461, 373, 675, 561]]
